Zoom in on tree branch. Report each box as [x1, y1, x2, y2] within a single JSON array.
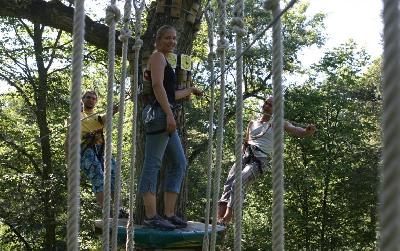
[[0, 218, 32, 251], [0, 0, 131, 54], [46, 29, 63, 72], [0, 132, 41, 176], [0, 72, 34, 109]]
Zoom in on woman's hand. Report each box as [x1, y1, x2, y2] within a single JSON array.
[[304, 124, 316, 137], [166, 113, 176, 133], [191, 87, 203, 97]]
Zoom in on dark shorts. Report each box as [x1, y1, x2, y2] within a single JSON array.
[[80, 144, 115, 194]]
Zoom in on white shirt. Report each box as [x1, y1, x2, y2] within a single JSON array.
[[248, 120, 273, 158]]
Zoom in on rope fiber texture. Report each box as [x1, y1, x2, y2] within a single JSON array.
[[67, 0, 85, 250], [265, 0, 285, 249], [202, 8, 216, 251], [210, 0, 227, 250], [126, 0, 145, 250], [232, 0, 245, 249], [380, 0, 400, 250], [102, 2, 120, 250], [111, 0, 132, 250]]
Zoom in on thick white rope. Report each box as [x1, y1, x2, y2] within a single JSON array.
[[110, 0, 131, 250], [102, 3, 121, 250], [231, 0, 246, 249], [202, 8, 216, 251], [210, 0, 228, 250], [200, 0, 297, 96], [264, 0, 284, 250], [67, 1, 85, 250], [380, 0, 400, 250], [126, 1, 144, 250]]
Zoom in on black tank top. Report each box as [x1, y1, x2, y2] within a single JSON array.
[[163, 61, 176, 105], [144, 60, 176, 105]]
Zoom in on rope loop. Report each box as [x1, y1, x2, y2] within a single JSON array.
[[118, 28, 132, 42], [217, 38, 229, 53], [133, 38, 143, 50], [105, 4, 121, 25], [231, 17, 247, 37], [263, 0, 279, 11]]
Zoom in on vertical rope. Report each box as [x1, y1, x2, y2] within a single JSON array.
[[110, 0, 132, 250], [231, 0, 246, 249], [264, 0, 284, 249], [202, 8, 216, 251], [210, 0, 228, 250], [103, 3, 121, 250], [67, 1, 85, 250], [126, 1, 144, 250], [380, 0, 400, 250]]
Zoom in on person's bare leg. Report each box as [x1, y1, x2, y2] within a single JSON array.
[[95, 192, 104, 208], [164, 191, 178, 217], [222, 206, 233, 223], [96, 191, 116, 210], [143, 192, 157, 218], [217, 202, 227, 220]]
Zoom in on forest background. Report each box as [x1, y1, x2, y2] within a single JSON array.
[[0, 0, 381, 250]]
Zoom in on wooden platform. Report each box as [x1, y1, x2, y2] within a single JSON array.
[[94, 219, 225, 249]]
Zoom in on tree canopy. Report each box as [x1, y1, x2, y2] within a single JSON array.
[[0, 0, 381, 249]]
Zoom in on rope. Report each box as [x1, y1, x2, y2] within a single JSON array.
[[203, 0, 297, 94], [232, 0, 246, 248], [126, 1, 144, 250], [202, 8, 216, 251], [380, 0, 400, 250], [67, 0, 85, 250], [210, 0, 227, 250], [264, 0, 285, 250], [102, 2, 120, 250], [111, 0, 132, 249]]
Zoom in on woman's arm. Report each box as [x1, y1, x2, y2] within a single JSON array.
[[175, 86, 202, 100], [284, 121, 316, 138], [150, 52, 176, 133], [242, 121, 253, 152]]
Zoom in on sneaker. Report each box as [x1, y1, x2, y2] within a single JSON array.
[[164, 215, 187, 229], [143, 215, 175, 231]]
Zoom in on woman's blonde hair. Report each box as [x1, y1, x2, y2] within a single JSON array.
[[155, 25, 176, 42]]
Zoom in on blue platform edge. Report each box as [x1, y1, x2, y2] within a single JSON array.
[[95, 220, 225, 249]]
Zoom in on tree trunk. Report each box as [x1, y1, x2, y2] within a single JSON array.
[[32, 23, 56, 250]]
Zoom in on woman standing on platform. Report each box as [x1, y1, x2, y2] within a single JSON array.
[[138, 25, 202, 230]]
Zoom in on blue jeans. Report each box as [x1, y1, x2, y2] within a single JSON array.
[[138, 130, 187, 194]]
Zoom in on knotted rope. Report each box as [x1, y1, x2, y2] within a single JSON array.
[[210, 0, 227, 250], [67, 0, 85, 250], [380, 0, 400, 250], [111, 0, 131, 250], [202, 7, 216, 251], [102, 1, 120, 250], [105, 4, 121, 25], [126, 1, 144, 250], [264, 0, 285, 250], [231, 0, 246, 249]]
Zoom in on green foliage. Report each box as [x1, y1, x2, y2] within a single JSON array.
[[0, 1, 381, 250], [0, 16, 113, 250]]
